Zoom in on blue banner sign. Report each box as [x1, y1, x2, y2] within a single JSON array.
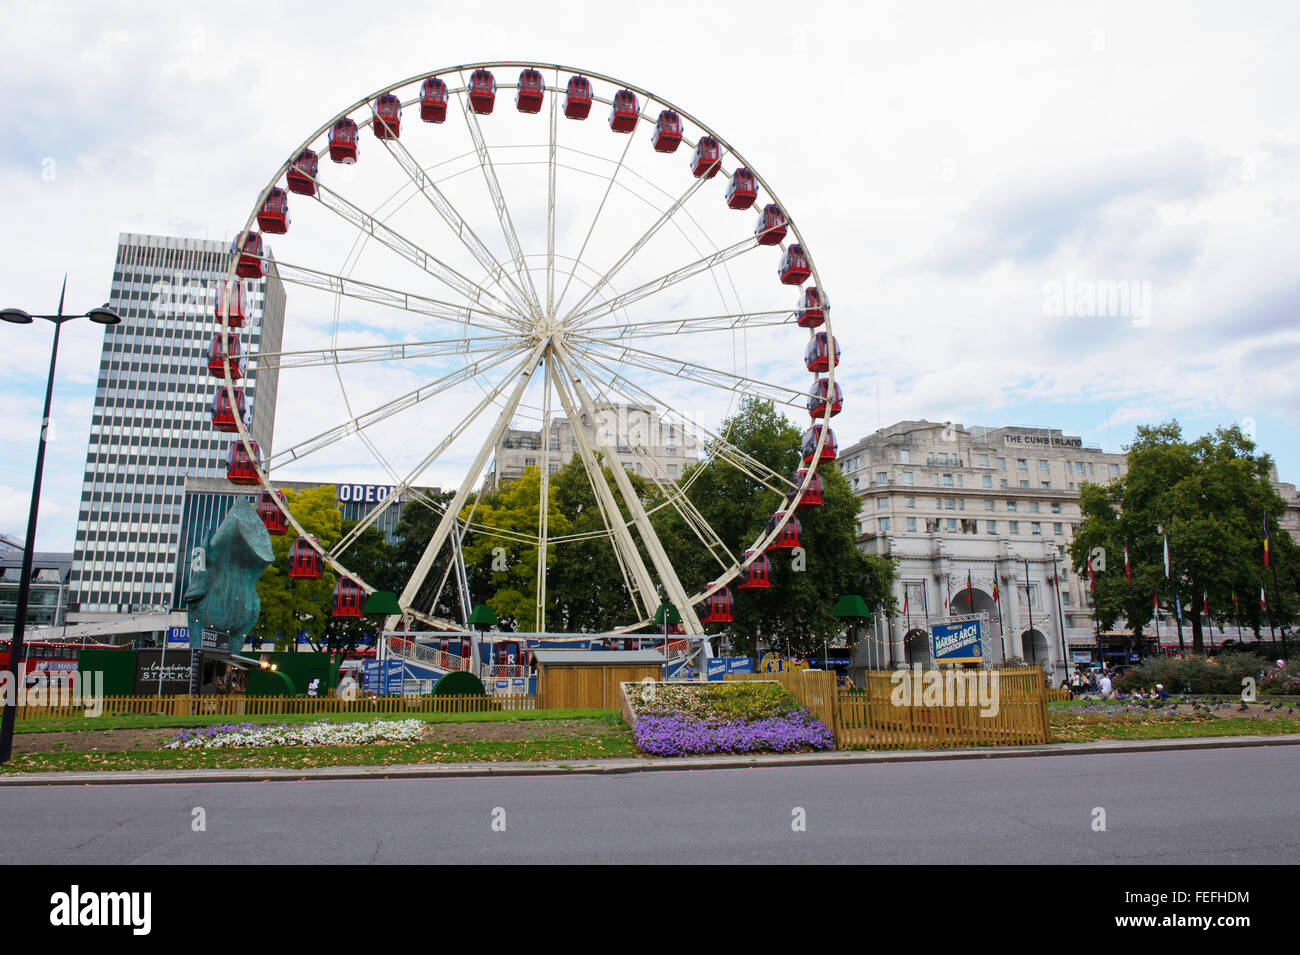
[[929, 619, 983, 663], [706, 656, 756, 680]]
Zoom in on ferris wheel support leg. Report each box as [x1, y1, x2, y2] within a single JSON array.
[[549, 354, 660, 619], [388, 339, 548, 629], [552, 342, 706, 637]]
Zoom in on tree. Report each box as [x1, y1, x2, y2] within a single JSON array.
[[1070, 422, 1297, 654], [252, 485, 342, 651], [318, 519, 399, 655]]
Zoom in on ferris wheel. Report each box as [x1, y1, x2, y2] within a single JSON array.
[[211, 61, 841, 636]]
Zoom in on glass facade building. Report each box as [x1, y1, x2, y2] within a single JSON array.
[[68, 233, 286, 617]]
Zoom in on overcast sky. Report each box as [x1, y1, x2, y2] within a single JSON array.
[[2, 0, 1298, 551]]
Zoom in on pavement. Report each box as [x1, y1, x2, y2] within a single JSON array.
[[1, 731, 1298, 787], [2, 744, 1297, 864]]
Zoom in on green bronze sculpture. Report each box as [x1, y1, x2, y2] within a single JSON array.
[[183, 502, 274, 653]]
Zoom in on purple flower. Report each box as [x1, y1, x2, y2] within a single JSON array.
[[633, 714, 833, 756]]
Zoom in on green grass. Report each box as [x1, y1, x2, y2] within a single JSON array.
[[15, 708, 622, 735], [0, 731, 639, 774], [1049, 702, 1300, 743]]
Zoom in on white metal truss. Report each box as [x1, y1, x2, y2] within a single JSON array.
[[578, 308, 794, 342], [247, 333, 519, 371]]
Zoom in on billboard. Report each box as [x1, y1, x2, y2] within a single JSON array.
[[929, 617, 984, 664]]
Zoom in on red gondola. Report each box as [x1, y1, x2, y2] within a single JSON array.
[[516, 68, 544, 113], [214, 279, 248, 328], [468, 69, 496, 114], [755, 203, 787, 245], [493, 640, 523, 666], [609, 89, 639, 132], [801, 424, 838, 464], [257, 490, 287, 536], [332, 577, 365, 619], [766, 510, 802, 551], [786, 469, 825, 509], [372, 94, 402, 140], [287, 149, 319, 196], [691, 136, 721, 178], [226, 440, 261, 486], [797, 287, 827, 328], [420, 77, 449, 123], [328, 118, 359, 164], [780, 244, 811, 285], [207, 332, 244, 380], [652, 110, 683, 152], [287, 536, 323, 581], [725, 167, 757, 209], [256, 188, 290, 235], [804, 331, 841, 373], [564, 75, 593, 119], [231, 231, 263, 279], [700, 586, 733, 624], [603, 636, 637, 651], [209, 386, 246, 432], [737, 549, 771, 590], [436, 636, 471, 659], [806, 377, 843, 418]]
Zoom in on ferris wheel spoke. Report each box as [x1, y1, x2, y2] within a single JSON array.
[[535, 356, 554, 632], [578, 308, 795, 342], [574, 350, 796, 494], [548, 350, 656, 621], [247, 334, 521, 371], [377, 135, 538, 319], [545, 78, 559, 319], [563, 173, 712, 322], [391, 340, 549, 625], [458, 83, 545, 320], [551, 341, 705, 635], [553, 122, 638, 319], [576, 338, 807, 409], [564, 236, 760, 330], [312, 179, 526, 323], [265, 347, 524, 470]]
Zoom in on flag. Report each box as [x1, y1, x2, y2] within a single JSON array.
[[967, 570, 974, 609], [1123, 543, 1131, 580], [1153, 593, 1159, 611], [1233, 590, 1239, 616], [1263, 515, 1271, 567], [992, 580, 999, 602], [1203, 590, 1209, 616], [1086, 554, 1096, 593], [902, 593, 909, 615], [1261, 585, 1267, 609], [1163, 533, 1171, 578]]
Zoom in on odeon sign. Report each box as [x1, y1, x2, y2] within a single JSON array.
[[337, 484, 396, 504]]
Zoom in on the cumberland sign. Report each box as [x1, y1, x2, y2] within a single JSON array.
[[1001, 428, 1082, 449]]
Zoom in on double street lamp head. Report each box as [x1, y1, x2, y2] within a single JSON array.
[[1, 303, 120, 326]]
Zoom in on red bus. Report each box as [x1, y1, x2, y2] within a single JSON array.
[[0, 639, 129, 690]]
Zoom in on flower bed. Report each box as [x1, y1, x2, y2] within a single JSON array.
[[624, 681, 833, 756], [165, 719, 426, 750]]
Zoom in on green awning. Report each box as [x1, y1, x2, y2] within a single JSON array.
[[653, 603, 681, 625], [361, 591, 402, 615], [833, 594, 872, 619], [467, 604, 498, 627]]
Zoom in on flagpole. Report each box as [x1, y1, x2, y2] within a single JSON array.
[[1162, 529, 1185, 653], [1052, 553, 1069, 681], [1265, 513, 1290, 661], [1023, 559, 1034, 665], [994, 575, 1006, 661], [1153, 593, 1161, 658]]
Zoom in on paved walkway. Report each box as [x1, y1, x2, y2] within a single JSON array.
[[2, 732, 1297, 787]]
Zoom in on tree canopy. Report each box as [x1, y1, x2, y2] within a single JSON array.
[[251, 485, 341, 652]]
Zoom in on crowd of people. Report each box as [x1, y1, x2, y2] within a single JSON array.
[[1063, 668, 1168, 701]]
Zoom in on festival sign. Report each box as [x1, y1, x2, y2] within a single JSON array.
[[929, 615, 985, 664]]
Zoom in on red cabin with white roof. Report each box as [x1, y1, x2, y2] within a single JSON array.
[[779, 244, 811, 285], [807, 377, 843, 418], [257, 490, 287, 536], [286, 149, 319, 196], [328, 118, 359, 164], [332, 577, 365, 619], [516, 68, 544, 113], [214, 280, 248, 328], [652, 110, 683, 152], [564, 75, 593, 119], [787, 469, 824, 509], [725, 167, 757, 209], [700, 586, 733, 624], [797, 287, 827, 328], [372, 94, 402, 139], [804, 332, 841, 373], [468, 69, 496, 114], [766, 511, 802, 551], [231, 231, 263, 279], [755, 204, 787, 245], [691, 136, 721, 178], [801, 424, 838, 464], [256, 188, 290, 235], [737, 549, 771, 590], [209, 386, 246, 432], [226, 441, 261, 486], [288, 536, 323, 580], [609, 89, 639, 132], [420, 77, 449, 122], [207, 332, 244, 380]]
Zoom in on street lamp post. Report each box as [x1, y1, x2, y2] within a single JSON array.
[[0, 280, 120, 764]]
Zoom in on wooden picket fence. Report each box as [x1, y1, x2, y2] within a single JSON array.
[[1045, 688, 1073, 703], [14, 693, 536, 721]]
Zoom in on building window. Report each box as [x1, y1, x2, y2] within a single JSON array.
[[978, 454, 989, 468], [1109, 464, 1120, 478], [945, 498, 955, 510], [1051, 502, 1062, 514], [878, 496, 889, 509], [1009, 521, 1019, 534], [943, 473, 953, 487], [984, 500, 994, 511], [879, 518, 890, 533], [906, 517, 917, 531], [937, 453, 948, 465], [946, 518, 957, 532], [982, 475, 992, 488], [997, 457, 1006, 470], [1054, 522, 1064, 535], [1019, 480, 1029, 489], [899, 450, 910, 464], [902, 470, 913, 486], [1039, 460, 1049, 472], [905, 497, 915, 508], [876, 471, 887, 485], [1007, 501, 1017, 512], [986, 520, 997, 534], [1031, 522, 1042, 535], [1029, 501, 1040, 513], [1017, 459, 1027, 471]]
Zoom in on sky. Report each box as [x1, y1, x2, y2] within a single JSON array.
[[1, 0, 1299, 552]]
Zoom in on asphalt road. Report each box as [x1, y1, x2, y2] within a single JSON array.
[[2, 746, 1297, 864]]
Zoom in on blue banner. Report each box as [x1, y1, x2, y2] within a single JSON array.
[[929, 619, 984, 662]]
